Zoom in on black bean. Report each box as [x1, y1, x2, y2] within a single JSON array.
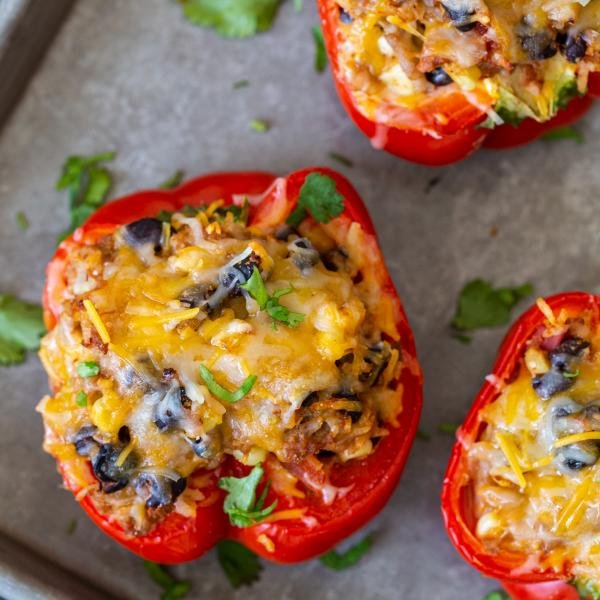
[[532, 370, 573, 399], [92, 444, 137, 493], [520, 30, 557, 61], [555, 442, 599, 474], [425, 67, 453, 87], [179, 283, 216, 308], [154, 385, 186, 432], [73, 425, 99, 457], [557, 32, 587, 63], [554, 337, 589, 356], [123, 218, 163, 250], [442, 2, 476, 31], [133, 473, 187, 508], [359, 342, 391, 386], [288, 238, 320, 271], [339, 6, 352, 24]]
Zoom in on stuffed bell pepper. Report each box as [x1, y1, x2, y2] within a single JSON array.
[[442, 292, 600, 598], [318, 0, 600, 165], [37, 168, 422, 564]]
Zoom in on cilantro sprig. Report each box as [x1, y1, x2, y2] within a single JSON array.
[[451, 279, 533, 343], [178, 0, 284, 38], [56, 151, 116, 242], [77, 361, 100, 378], [143, 561, 191, 600], [543, 126, 584, 143], [286, 173, 344, 228], [159, 170, 186, 190], [0, 294, 45, 366], [217, 540, 263, 589], [241, 267, 305, 327], [483, 591, 509, 600], [312, 26, 327, 73], [218, 464, 277, 528], [199, 364, 256, 403], [319, 535, 374, 570]]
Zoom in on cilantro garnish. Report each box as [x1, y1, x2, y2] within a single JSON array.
[[286, 173, 344, 228], [233, 79, 250, 90], [178, 0, 284, 38], [0, 294, 45, 366], [438, 423, 459, 435], [143, 561, 191, 600], [77, 361, 100, 378], [217, 540, 263, 589], [329, 152, 353, 168], [66, 519, 77, 535], [572, 577, 600, 599], [56, 151, 116, 242], [294, 0, 303, 11], [75, 391, 88, 407], [319, 535, 373, 570], [483, 591, 509, 600], [218, 464, 277, 527], [15, 211, 29, 231], [249, 118, 269, 133], [241, 267, 305, 327], [416, 429, 431, 441], [451, 279, 533, 342], [159, 170, 186, 190], [543, 126, 584, 143], [312, 26, 327, 73], [199, 364, 256, 403]]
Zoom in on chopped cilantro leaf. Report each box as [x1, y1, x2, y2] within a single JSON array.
[[66, 519, 77, 535], [572, 578, 600, 599], [0, 294, 45, 366], [15, 211, 29, 231], [199, 364, 256, 403], [56, 151, 115, 241], [241, 267, 305, 327], [233, 79, 250, 89], [483, 591, 509, 600], [319, 535, 373, 570], [77, 361, 100, 378], [143, 561, 191, 600], [75, 391, 88, 407], [328, 152, 353, 168], [286, 173, 344, 228], [294, 0, 303, 11], [218, 464, 277, 528], [416, 429, 431, 441], [217, 540, 263, 589], [159, 170, 186, 190], [543, 126, 584, 143], [312, 26, 327, 73], [249, 118, 269, 133], [438, 423, 459, 435], [451, 279, 533, 337], [179, 0, 284, 38]]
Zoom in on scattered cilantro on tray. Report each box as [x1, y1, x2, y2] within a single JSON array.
[[0, 294, 45, 366], [217, 540, 263, 589]]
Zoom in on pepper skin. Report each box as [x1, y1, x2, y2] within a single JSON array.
[[441, 292, 600, 596], [318, 0, 599, 165], [44, 168, 423, 564]]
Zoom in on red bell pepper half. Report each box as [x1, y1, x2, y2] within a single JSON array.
[[44, 167, 423, 564], [441, 292, 600, 597], [317, 0, 599, 165]]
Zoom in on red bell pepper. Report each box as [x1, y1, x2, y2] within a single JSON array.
[[441, 292, 600, 597], [44, 167, 423, 564], [317, 0, 599, 165]]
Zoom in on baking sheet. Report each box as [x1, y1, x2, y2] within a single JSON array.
[[1, 1, 600, 598]]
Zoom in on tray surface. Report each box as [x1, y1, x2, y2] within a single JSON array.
[[1, 1, 600, 598]]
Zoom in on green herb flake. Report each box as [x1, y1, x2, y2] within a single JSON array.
[[56, 151, 116, 242], [0, 294, 45, 366], [217, 540, 263, 589], [286, 173, 344, 228], [294, 0, 303, 10], [76, 361, 100, 378], [143, 561, 191, 600], [179, 0, 284, 38], [571, 577, 600, 599], [438, 423, 459, 435], [451, 279, 533, 338], [218, 464, 277, 528], [312, 26, 327, 73], [249, 118, 269, 133], [159, 170, 186, 190], [542, 126, 584, 143], [483, 591, 510, 600], [15, 211, 29, 232], [199, 364, 256, 403], [416, 429, 431, 441], [241, 267, 305, 327], [233, 79, 250, 90], [319, 535, 373, 570], [328, 152, 353, 168], [75, 391, 88, 407], [66, 519, 77, 535]]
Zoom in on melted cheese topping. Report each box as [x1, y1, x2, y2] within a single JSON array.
[[338, 0, 600, 124], [38, 203, 405, 533], [468, 304, 600, 581]]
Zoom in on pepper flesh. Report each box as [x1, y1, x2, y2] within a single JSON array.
[[44, 167, 423, 564], [317, 0, 600, 165], [441, 292, 600, 593]]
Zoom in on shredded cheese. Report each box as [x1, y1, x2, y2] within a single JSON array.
[[554, 432, 600, 449], [83, 299, 111, 344], [496, 431, 527, 489]]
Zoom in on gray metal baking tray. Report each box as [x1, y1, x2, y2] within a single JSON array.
[[1, 1, 599, 599]]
